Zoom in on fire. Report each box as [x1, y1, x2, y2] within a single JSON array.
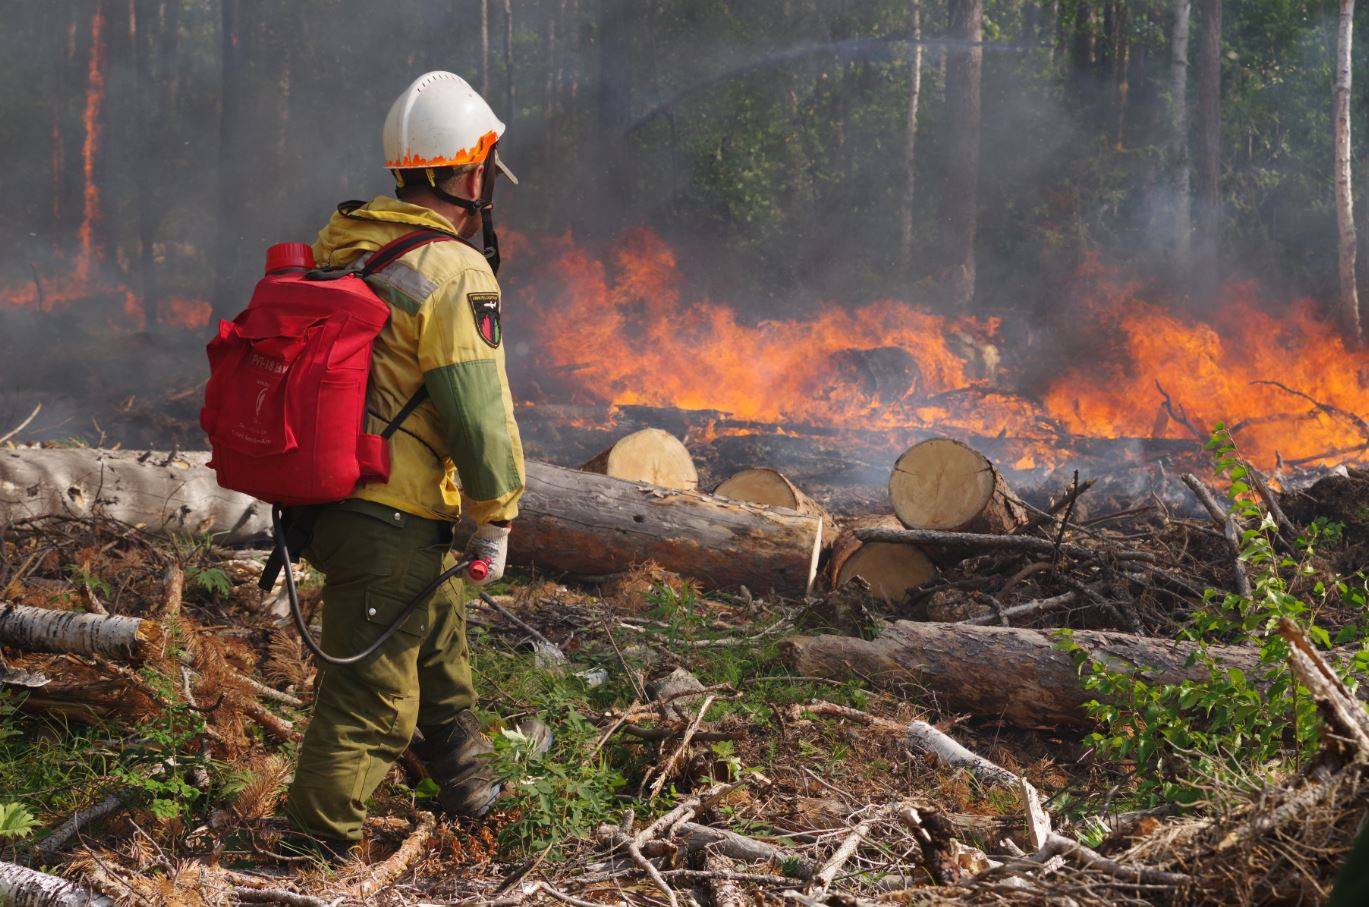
[[516, 229, 1369, 470], [1045, 257, 1369, 467], [76, 1, 105, 282]]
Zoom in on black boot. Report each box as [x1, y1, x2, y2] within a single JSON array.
[[412, 709, 501, 818], [413, 710, 552, 819]]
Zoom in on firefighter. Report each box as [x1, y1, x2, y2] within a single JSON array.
[[282, 71, 545, 858]]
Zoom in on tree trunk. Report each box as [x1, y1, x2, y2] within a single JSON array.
[[888, 438, 1027, 533], [580, 428, 699, 490], [0, 605, 163, 662], [1170, 0, 1192, 265], [0, 448, 270, 543], [0, 450, 822, 597], [944, 0, 982, 310], [781, 621, 1269, 728], [503, 0, 514, 123], [1336, 0, 1363, 344], [503, 461, 823, 596], [1193, 0, 1222, 284], [481, 0, 490, 96], [899, 0, 923, 272], [0, 861, 113, 907], [212, 0, 245, 319]]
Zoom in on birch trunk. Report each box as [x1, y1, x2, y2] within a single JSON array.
[[0, 861, 113, 907], [1336, 0, 1363, 343], [0, 605, 164, 661]]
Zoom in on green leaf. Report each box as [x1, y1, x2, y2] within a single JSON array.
[[0, 802, 38, 838]]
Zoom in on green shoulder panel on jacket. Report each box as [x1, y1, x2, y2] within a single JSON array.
[[423, 360, 523, 502]]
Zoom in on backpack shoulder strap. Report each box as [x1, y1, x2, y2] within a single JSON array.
[[360, 228, 456, 278], [361, 229, 453, 439]]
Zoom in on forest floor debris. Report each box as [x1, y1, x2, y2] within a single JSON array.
[[0, 457, 1366, 905]]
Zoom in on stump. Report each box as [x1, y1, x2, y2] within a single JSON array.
[[580, 428, 699, 490], [889, 438, 1028, 533]]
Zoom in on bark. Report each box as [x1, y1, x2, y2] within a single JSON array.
[[503, 0, 514, 123], [508, 460, 823, 596], [780, 620, 1270, 728], [0, 862, 113, 907], [713, 468, 835, 546], [888, 438, 1027, 533], [481, 0, 490, 96], [1336, 0, 1363, 344], [944, 0, 982, 309], [581, 428, 699, 491], [1170, 0, 1192, 262], [0, 604, 164, 661], [0, 450, 821, 597], [1193, 0, 1222, 280], [899, 0, 924, 271], [0, 447, 269, 543]]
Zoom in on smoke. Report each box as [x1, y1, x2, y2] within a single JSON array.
[[0, 1, 1363, 475]]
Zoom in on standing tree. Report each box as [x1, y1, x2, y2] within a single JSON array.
[[945, 0, 983, 310], [899, 0, 923, 273], [1335, 0, 1362, 343], [1193, 0, 1221, 288], [1170, 0, 1191, 266], [503, 0, 514, 124]]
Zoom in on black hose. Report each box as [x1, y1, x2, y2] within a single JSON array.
[[272, 505, 495, 666]]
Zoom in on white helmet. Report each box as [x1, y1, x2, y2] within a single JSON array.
[[382, 71, 517, 182]]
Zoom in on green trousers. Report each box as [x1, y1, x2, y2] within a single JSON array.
[[284, 500, 475, 841]]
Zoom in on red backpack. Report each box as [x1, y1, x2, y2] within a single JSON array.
[[201, 229, 452, 506]]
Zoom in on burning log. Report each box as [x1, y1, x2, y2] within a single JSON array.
[[0, 447, 268, 544], [581, 428, 699, 490], [0, 449, 822, 597], [825, 516, 938, 600], [889, 438, 1028, 533], [780, 621, 1272, 728], [713, 468, 836, 546]]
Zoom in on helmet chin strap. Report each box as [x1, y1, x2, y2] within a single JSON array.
[[427, 141, 502, 275]]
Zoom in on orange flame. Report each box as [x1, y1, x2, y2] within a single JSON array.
[[517, 230, 1369, 470]]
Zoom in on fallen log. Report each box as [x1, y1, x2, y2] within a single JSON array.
[[581, 428, 699, 491], [780, 621, 1269, 728], [0, 861, 113, 907], [889, 438, 1028, 533], [0, 605, 163, 661], [713, 468, 836, 546], [1, 450, 823, 597], [825, 516, 937, 600], [0, 447, 268, 544]]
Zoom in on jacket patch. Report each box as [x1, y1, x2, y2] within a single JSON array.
[[468, 292, 502, 348]]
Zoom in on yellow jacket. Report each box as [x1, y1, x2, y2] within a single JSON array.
[[312, 196, 524, 524]]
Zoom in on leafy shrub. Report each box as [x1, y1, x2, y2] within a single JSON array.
[[1059, 425, 1369, 807]]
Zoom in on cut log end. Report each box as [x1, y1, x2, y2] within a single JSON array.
[[713, 468, 837, 546], [832, 541, 937, 601], [581, 428, 699, 490], [889, 437, 1027, 533]]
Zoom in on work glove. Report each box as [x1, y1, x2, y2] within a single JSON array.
[[465, 523, 510, 586]]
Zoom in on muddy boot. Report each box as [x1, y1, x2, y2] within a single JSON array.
[[413, 711, 553, 819]]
